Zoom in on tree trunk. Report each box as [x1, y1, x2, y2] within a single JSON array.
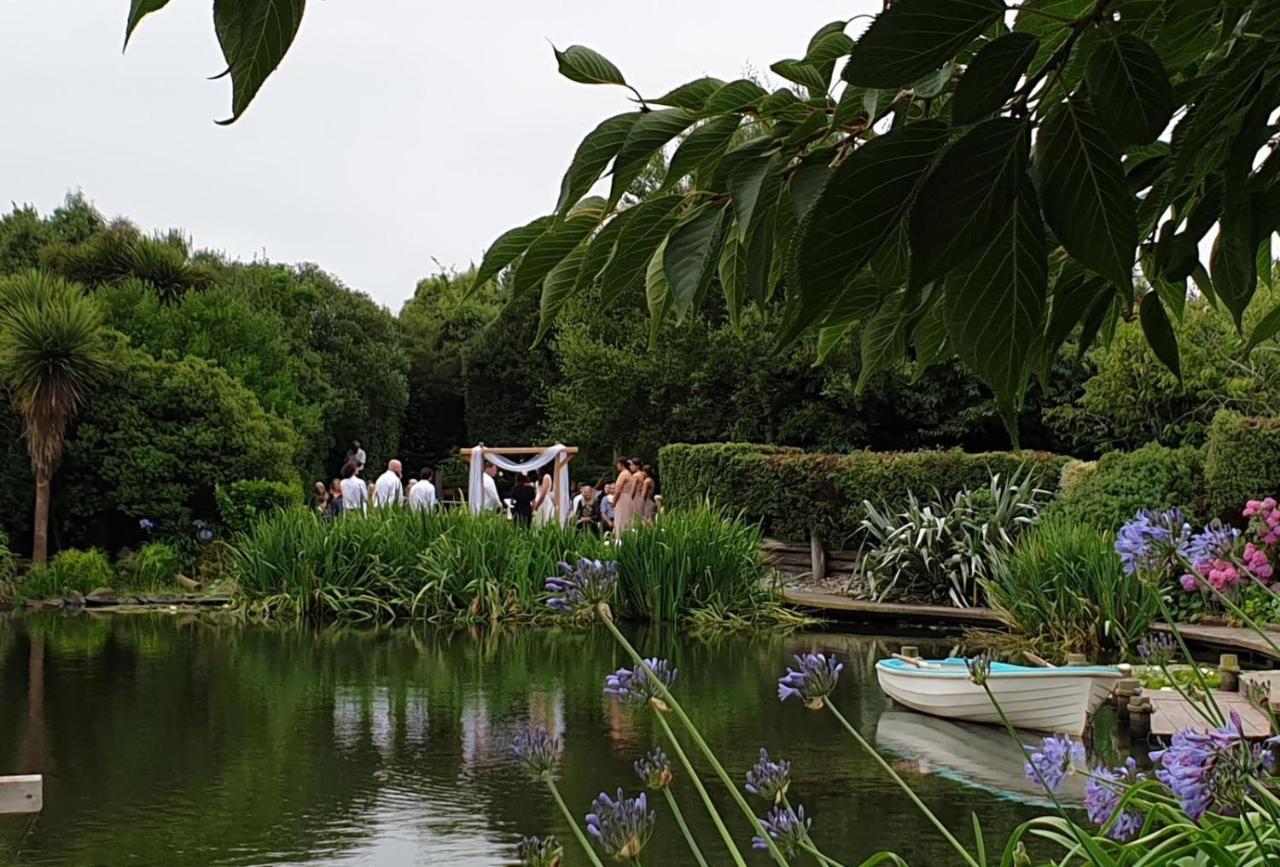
[[32, 470, 50, 565]]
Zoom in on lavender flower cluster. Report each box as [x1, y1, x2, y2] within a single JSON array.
[[1085, 758, 1146, 841], [586, 788, 655, 860], [510, 726, 563, 781], [778, 653, 843, 707], [603, 658, 678, 706], [745, 748, 792, 804], [1023, 734, 1085, 792], [752, 803, 810, 857], [545, 558, 617, 616], [1152, 711, 1276, 820]]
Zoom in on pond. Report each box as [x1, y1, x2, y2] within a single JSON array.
[[0, 614, 1099, 866]]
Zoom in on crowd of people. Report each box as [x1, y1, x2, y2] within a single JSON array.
[[310, 441, 659, 536]]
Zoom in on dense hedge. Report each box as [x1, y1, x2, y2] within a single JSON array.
[[658, 443, 1069, 544], [1204, 411, 1280, 521], [1044, 443, 1207, 530]]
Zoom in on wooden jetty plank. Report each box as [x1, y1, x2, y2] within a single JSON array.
[[0, 775, 42, 814], [1148, 691, 1272, 739], [781, 588, 1004, 626], [1151, 622, 1280, 661]]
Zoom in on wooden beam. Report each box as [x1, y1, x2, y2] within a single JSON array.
[[458, 446, 580, 459], [0, 775, 42, 814]]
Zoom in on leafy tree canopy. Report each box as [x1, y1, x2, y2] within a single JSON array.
[[467, 1, 1280, 438]]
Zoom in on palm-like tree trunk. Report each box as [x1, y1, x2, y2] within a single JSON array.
[[32, 468, 50, 565]]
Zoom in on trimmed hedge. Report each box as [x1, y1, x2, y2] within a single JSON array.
[[1205, 410, 1280, 520], [1045, 443, 1207, 531], [215, 480, 303, 534], [658, 443, 1068, 544]]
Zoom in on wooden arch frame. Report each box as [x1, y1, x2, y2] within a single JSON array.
[[458, 445, 580, 520]]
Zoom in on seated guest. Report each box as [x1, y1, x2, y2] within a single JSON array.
[[599, 482, 616, 533], [574, 484, 602, 531]]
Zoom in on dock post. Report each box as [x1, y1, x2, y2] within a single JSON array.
[[809, 531, 826, 583], [1065, 653, 1089, 666], [1128, 692, 1152, 738], [1219, 654, 1241, 692], [1114, 677, 1140, 722], [900, 645, 920, 660]]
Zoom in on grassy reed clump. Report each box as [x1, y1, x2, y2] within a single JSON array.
[[976, 516, 1159, 662], [225, 504, 782, 624]]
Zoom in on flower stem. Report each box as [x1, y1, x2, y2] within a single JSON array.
[[544, 777, 605, 867], [784, 795, 850, 867], [1155, 596, 1225, 725], [655, 710, 745, 867], [662, 785, 712, 867], [596, 607, 790, 867], [822, 700, 979, 867]]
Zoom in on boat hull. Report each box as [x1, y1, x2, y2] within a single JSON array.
[[876, 660, 1119, 735]]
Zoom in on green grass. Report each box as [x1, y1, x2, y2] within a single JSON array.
[[225, 505, 786, 624]]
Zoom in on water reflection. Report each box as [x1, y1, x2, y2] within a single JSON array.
[[0, 614, 1057, 866]]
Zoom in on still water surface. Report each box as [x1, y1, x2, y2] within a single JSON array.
[[0, 614, 1071, 865]]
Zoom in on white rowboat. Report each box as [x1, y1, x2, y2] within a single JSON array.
[[876, 657, 1121, 735]]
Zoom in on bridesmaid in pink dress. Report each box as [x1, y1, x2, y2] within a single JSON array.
[[612, 458, 633, 536], [628, 459, 646, 526]]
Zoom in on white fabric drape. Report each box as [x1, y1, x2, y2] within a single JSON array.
[[467, 444, 571, 526]]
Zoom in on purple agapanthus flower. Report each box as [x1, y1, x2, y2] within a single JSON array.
[[1115, 509, 1191, 577], [139, 518, 155, 532], [585, 788, 654, 861], [198, 527, 215, 542], [603, 658, 677, 706], [745, 748, 791, 804], [1152, 711, 1275, 820], [633, 748, 672, 790], [1136, 633, 1178, 666], [752, 804, 811, 857], [545, 558, 617, 615], [1186, 522, 1241, 570], [516, 835, 563, 867], [778, 653, 843, 707], [1024, 734, 1085, 792], [1085, 758, 1146, 841], [510, 726, 563, 781]]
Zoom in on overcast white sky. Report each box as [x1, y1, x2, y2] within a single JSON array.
[[0, 1, 873, 310]]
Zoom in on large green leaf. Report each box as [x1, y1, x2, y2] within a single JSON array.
[[1209, 189, 1256, 328], [856, 291, 908, 391], [1013, 0, 1092, 76], [718, 228, 749, 336], [609, 109, 700, 207], [1040, 264, 1111, 371], [1034, 95, 1136, 288], [786, 121, 948, 344], [1085, 32, 1175, 146], [1138, 289, 1181, 378], [572, 211, 631, 295], [212, 0, 307, 124], [556, 112, 641, 216], [535, 243, 588, 342], [511, 205, 602, 299], [553, 45, 626, 87], [1246, 302, 1280, 353], [910, 117, 1029, 285], [473, 215, 554, 290], [599, 195, 683, 300], [843, 0, 1006, 88], [1151, 0, 1221, 72], [125, 0, 171, 47], [953, 33, 1039, 124], [943, 183, 1047, 406], [651, 77, 726, 110], [912, 302, 951, 371], [704, 79, 769, 114], [645, 238, 672, 346], [665, 206, 728, 319], [663, 115, 742, 190]]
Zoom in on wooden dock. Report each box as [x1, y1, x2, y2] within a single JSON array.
[[0, 775, 42, 814], [1151, 622, 1280, 661], [781, 587, 1004, 627], [1147, 690, 1273, 739]]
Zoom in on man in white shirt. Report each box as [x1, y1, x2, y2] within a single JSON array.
[[338, 464, 368, 514], [481, 462, 502, 512], [374, 459, 404, 507], [409, 467, 439, 511]]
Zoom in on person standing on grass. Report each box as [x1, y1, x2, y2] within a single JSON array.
[[612, 458, 633, 535], [328, 478, 344, 517], [346, 439, 367, 473], [600, 482, 616, 533], [510, 471, 536, 526], [312, 481, 329, 514], [409, 467, 438, 511], [338, 461, 368, 514], [481, 462, 503, 513], [374, 459, 404, 507]]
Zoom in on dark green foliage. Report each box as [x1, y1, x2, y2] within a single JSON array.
[[57, 342, 300, 551], [1204, 410, 1280, 520], [216, 480, 303, 534], [658, 442, 1068, 544], [41, 223, 217, 299], [461, 290, 557, 447], [17, 548, 116, 599], [1045, 443, 1206, 530], [121, 541, 185, 590]]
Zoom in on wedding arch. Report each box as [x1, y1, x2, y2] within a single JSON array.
[[460, 444, 578, 527]]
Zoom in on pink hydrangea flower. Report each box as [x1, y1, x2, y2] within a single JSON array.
[[1180, 573, 1199, 591]]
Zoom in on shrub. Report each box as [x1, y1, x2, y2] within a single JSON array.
[[980, 517, 1158, 662], [122, 542, 185, 590], [1204, 410, 1280, 521], [1058, 459, 1097, 498], [658, 442, 1068, 544], [17, 548, 115, 599], [853, 470, 1052, 607], [1045, 443, 1206, 531], [216, 480, 303, 534]]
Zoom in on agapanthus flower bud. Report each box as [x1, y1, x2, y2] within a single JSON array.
[[585, 788, 655, 861], [510, 726, 563, 781], [752, 804, 811, 858], [633, 748, 672, 790], [604, 659, 677, 708], [778, 653, 842, 708], [516, 835, 563, 867], [1135, 633, 1178, 667], [745, 748, 791, 804], [1085, 758, 1146, 841], [966, 652, 993, 686], [1024, 734, 1085, 793], [546, 558, 617, 617]]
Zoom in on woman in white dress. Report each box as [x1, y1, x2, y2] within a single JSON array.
[[532, 470, 556, 527]]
